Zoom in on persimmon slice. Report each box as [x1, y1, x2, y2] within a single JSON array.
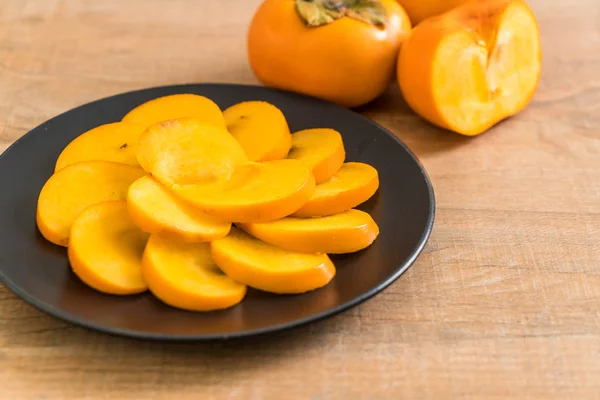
[[127, 176, 231, 242], [37, 161, 145, 247], [223, 101, 292, 161], [142, 234, 246, 311], [55, 122, 146, 171], [68, 201, 149, 295], [121, 93, 226, 130], [239, 209, 379, 254], [292, 162, 379, 217], [287, 128, 345, 184], [135, 118, 248, 186], [173, 159, 315, 223], [211, 228, 335, 294]]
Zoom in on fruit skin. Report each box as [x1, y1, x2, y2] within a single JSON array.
[[287, 128, 346, 184], [173, 159, 316, 223], [396, 0, 474, 25], [55, 122, 146, 171], [292, 162, 379, 217], [142, 234, 246, 312], [398, 0, 542, 136], [211, 228, 336, 294], [127, 176, 231, 243], [122, 93, 227, 130], [223, 101, 292, 162], [68, 201, 150, 295], [239, 209, 380, 254], [248, 0, 412, 108], [36, 161, 145, 247]]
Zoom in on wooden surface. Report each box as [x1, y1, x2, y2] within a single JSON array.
[[1, 0, 599, 398]]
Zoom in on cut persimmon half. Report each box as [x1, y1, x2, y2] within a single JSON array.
[[398, 0, 542, 136], [223, 101, 292, 161], [135, 118, 248, 186], [211, 228, 335, 294], [37, 161, 145, 247], [127, 176, 231, 242], [68, 201, 149, 295], [287, 128, 345, 184], [172, 159, 315, 223], [121, 93, 227, 130], [55, 122, 146, 171], [292, 162, 379, 217], [239, 209, 379, 254], [142, 234, 246, 311]]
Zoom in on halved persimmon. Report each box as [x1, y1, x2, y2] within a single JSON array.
[[239, 209, 379, 254], [142, 234, 246, 311], [127, 176, 231, 242], [173, 159, 315, 223], [211, 228, 335, 294], [121, 93, 226, 130], [135, 118, 247, 186], [398, 0, 542, 136], [68, 201, 149, 295], [37, 161, 145, 247], [55, 122, 146, 171], [223, 101, 292, 161], [292, 162, 379, 217], [287, 128, 345, 184]]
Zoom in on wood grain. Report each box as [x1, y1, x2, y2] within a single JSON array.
[[1, 0, 599, 398]]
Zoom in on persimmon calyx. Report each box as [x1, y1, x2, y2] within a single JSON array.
[[295, 0, 387, 27]]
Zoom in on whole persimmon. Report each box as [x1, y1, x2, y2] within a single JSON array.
[[398, 0, 541, 136], [248, 0, 412, 108]]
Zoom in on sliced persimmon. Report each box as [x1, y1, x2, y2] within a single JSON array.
[[173, 159, 315, 223], [292, 162, 379, 217], [127, 176, 230, 242], [121, 93, 226, 130], [287, 128, 345, 184], [55, 122, 146, 171], [135, 118, 248, 186], [142, 234, 246, 311], [239, 209, 379, 254], [68, 201, 149, 295], [223, 101, 292, 161], [211, 228, 335, 294], [37, 161, 145, 247], [398, 0, 542, 136]]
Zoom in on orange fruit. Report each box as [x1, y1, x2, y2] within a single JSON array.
[[142, 234, 246, 311], [287, 128, 345, 184], [211, 228, 335, 294], [68, 201, 149, 295], [398, 0, 542, 136]]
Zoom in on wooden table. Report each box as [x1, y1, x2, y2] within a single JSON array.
[[1, 0, 599, 398]]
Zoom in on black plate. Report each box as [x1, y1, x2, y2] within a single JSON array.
[[0, 83, 435, 341]]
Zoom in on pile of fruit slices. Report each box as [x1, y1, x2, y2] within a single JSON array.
[[36, 94, 380, 312]]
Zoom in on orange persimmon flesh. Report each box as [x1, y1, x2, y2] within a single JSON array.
[[127, 176, 231, 242], [135, 118, 248, 186], [398, 0, 542, 136], [292, 162, 379, 217], [211, 228, 335, 294], [142, 234, 246, 311], [55, 122, 146, 171], [287, 128, 345, 184], [223, 101, 292, 161], [173, 159, 315, 223], [68, 201, 149, 295], [37, 161, 145, 247], [239, 209, 379, 254], [121, 93, 227, 130]]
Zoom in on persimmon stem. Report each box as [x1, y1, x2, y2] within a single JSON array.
[[295, 0, 387, 27]]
